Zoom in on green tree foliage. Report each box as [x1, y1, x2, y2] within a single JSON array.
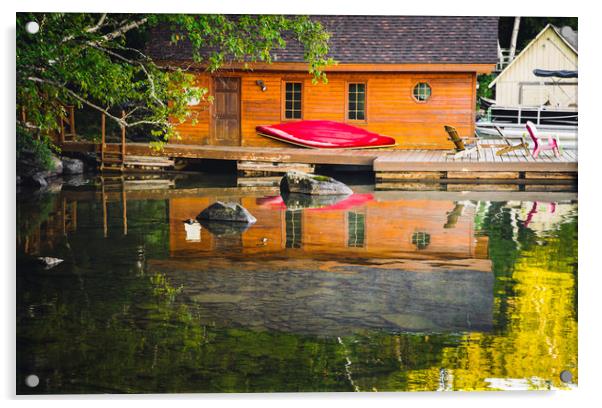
[[477, 74, 495, 100], [16, 13, 333, 161]]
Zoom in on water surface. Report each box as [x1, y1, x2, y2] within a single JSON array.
[[16, 174, 578, 393]]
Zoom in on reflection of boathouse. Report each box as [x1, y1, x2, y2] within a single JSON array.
[[169, 196, 490, 261], [160, 196, 495, 335]]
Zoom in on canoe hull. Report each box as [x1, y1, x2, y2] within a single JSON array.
[[256, 120, 396, 149]]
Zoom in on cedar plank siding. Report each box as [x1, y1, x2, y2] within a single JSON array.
[[173, 70, 476, 149]]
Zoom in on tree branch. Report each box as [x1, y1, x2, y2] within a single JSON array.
[[62, 15, 147, 44], [101, 17, 149, 42], [86, 13, 107, 33], [62, 13, 108, 43], [26, 76, 172, 131], [27, 76, 126, 127]]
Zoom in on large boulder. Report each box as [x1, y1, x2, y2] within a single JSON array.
[[280, 171, 353, 196], [48, 155, 63, 177], [62, 157, 84, 175], [196, 201, 257, 224]]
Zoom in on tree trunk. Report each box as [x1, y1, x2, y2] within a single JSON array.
[[509, 17, 521, 61]]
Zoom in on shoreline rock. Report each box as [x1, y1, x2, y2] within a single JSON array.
[[49, 155, 63, 177], [280, 171, 353, 196], [18, 153, 92, 191], [62, 157, 84, 175]]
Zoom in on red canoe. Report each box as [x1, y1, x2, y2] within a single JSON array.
[[256, 120, 396, 149]]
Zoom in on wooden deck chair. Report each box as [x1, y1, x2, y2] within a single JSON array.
[[491, 125, 530, 156], [444, 125, 481, 160], [526, 121, 560, 159]]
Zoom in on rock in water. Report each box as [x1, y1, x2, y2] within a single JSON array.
[[198, 220, 254, 237], [37, 257, 63, 269], [196, 201, 257, 224], [30, 173, 48, 188], [63, 175, 87, 187], [62, 157, 84, 174], [280, 171, 353, 196]]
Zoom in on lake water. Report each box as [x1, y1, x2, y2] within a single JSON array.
[[16, 173, 578, 393]]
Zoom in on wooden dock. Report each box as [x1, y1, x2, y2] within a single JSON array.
[[61, 139, 577, 188]]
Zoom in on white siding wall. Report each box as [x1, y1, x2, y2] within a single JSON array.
[[495, 27, 578, 108]]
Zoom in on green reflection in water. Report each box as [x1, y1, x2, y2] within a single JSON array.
[[16, 182, 577, 393]]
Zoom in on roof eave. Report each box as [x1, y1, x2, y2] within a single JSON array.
[[157, 60, 496, 74]]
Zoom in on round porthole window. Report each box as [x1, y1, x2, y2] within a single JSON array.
[[413, 82, 432, 102]]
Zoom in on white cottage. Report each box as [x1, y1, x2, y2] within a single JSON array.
[[490, 24, 578, 108]]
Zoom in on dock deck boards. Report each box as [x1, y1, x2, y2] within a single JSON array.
[[61, 139, 577, 174]]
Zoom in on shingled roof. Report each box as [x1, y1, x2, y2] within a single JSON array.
[[147, 15, 499, 65]]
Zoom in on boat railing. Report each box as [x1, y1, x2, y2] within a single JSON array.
[[484, 106, 578, 126]]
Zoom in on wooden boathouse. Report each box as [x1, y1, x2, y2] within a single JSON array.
[[146, 16, 499, 150]]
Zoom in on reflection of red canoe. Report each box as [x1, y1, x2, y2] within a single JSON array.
[[308, 193, 374, 211], [256, 193, 374, 211], [256, 120, 396, 149], [256, 196, 288, 210]]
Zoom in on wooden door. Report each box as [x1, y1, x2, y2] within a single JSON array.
[[211, 77, 241, 146]]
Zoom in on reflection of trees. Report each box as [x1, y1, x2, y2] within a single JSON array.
[[331, 202, 577, 391], [438, 209, 577, 390], [17, 193, 60, 256]]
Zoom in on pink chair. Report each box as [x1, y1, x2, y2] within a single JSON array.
[[525, 121, 560, 158], [524, 201, 557, 228]]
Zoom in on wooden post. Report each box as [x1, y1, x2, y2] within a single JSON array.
[[72, 201, 77, 232], [62, 197, 67, 236], [121, 177, 127, 235], [60, 113, 65, 144], [100, 113, 106, 170], [101, 176, 108, 238], [101, 113, 106, 145], [69, 106, 76, 138]]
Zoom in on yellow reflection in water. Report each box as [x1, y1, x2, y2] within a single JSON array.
[[407, 216, 578, 391]]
